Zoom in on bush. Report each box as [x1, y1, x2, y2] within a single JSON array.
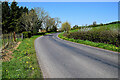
[[22, 31, 32, 38], [64, 30, 119, 47], [58, 32, 120, 52]]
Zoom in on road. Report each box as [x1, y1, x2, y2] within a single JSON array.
[[34, 33, 119, 78]]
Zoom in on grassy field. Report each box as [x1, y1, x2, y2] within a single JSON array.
[[70, 29, 79, 33], [71, 23, 118, 33], [58, 23, 119, 52], [2, 34, 44, 79], [91, 23, 118, 31]]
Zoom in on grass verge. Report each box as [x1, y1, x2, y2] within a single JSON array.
[[2, 34, 46, 79], [58, 32, 120, 52]]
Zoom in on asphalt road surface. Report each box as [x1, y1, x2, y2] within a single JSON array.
[[34, 33, 119, 78]]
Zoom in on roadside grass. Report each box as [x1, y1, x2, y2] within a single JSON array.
[[58, 32, 120, 52], [2, 34, 44, 79]]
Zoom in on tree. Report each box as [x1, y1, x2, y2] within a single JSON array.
[[54, 17, 61, 31], [2, 1, 61, 34], [0, 1, 2, 34], [2, 1, 10, 33], [54, 17, 61, 28], [9, 1, 20, 32], [61, 21, 71, 33], [73, 25, 78, 29], [2, 1, 30, 33], [100, 23, 104, 26], [34, 7, 48, 30], [44, 17, 61, 32], [45, 17, 55, 32], [18, 9, 39, 34], [15, 6, 29, 33], [23, 7, 28, 13], [93, 21, 97, 27]]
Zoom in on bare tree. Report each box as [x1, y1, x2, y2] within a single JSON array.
[[54, 17, 61, 28], [34, 7, 49, 29], [19, 9, 38, 32], [34, 7, 61, 32]]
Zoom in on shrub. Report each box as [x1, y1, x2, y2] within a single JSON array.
[[64, 30, 119, 47], [58, 31, 119, 52], [22, 31, 32, 38]]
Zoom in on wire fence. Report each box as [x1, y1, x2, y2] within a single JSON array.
[[1, 33, 23, 50]]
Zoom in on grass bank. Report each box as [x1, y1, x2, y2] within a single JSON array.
[[58, 32, 120, 52], [2, 34, 47, 79]]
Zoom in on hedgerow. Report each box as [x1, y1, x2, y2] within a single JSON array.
[[64, 30, 119, 47]]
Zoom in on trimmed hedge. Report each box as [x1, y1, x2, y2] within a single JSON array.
[[58, 32, 120, 52], [64, 30, 119, 47], [22, 31, 32, 38]]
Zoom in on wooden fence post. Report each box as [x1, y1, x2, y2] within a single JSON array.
[[21, 33, 23, 40], [10, 33, 12, 47], [2, 34, 4, 48], [14, 32, 16, 42]]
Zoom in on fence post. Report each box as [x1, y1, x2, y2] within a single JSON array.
[[21, 33, 23, 40], [7, 34, 8, 47], [7, 34, 9, 46], [14, 32, 16, 42], [11, 33, 13, 47], [2, 34, 4, 48]]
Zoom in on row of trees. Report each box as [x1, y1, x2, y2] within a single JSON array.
[[2, 1, 61, 34], [2, 1, 29, 33], [72, 21, 97, 30]]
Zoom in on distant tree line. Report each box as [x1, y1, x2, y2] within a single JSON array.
[[2, 1, 61, 35]]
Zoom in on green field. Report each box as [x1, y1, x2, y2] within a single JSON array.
[[70, 29, 79, 33], [90, 23, 118, 31], [71, 23, 118, 32]]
